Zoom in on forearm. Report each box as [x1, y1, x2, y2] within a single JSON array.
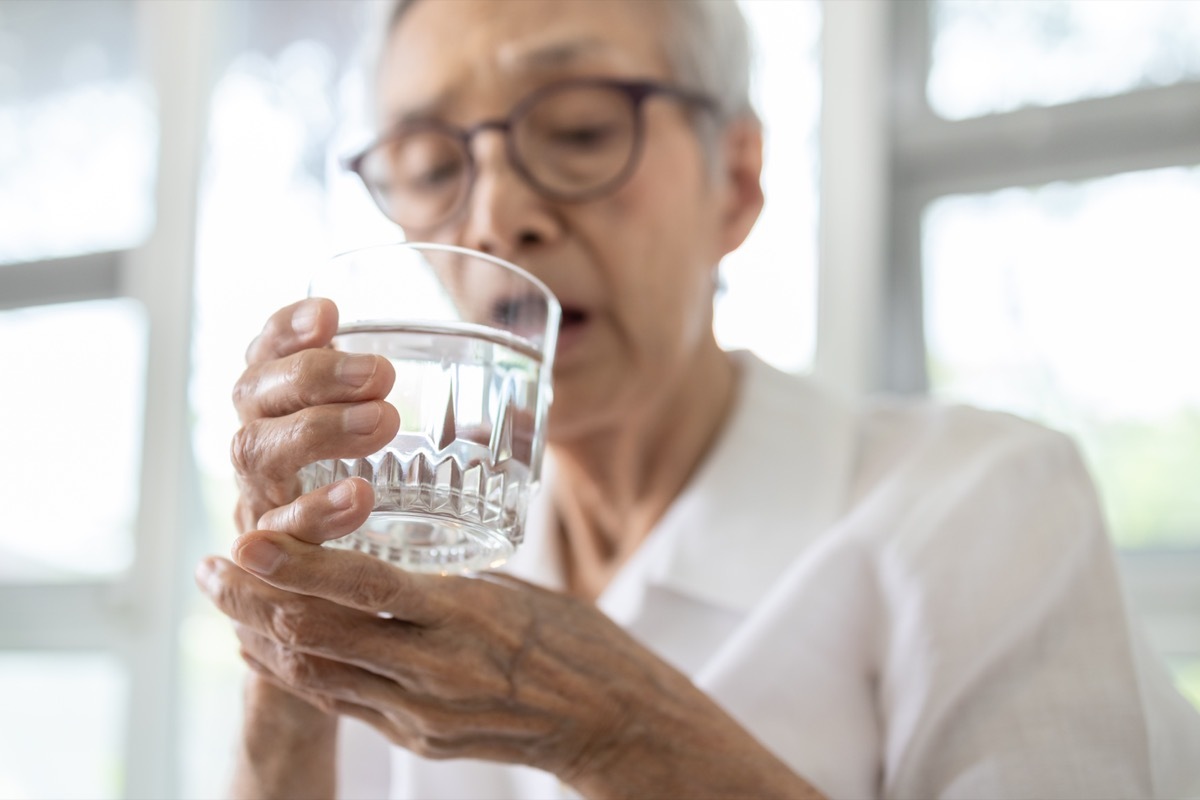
[[567, 684, 825, 800], [230, 675, 339, 800]]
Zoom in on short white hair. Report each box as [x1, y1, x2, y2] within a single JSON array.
[[371, 0, 758, 127]]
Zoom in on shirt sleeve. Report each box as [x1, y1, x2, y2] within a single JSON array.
[[871, 407, 1200, 799], [696, 404, 1200, 800]]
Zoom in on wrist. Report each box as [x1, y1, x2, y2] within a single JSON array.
[[233, 674, 338, 800]]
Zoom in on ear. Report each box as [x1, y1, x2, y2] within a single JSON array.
[[715, 117, 765, 257]]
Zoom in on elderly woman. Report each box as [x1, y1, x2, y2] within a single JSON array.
[[198, 1, 1200, 798]]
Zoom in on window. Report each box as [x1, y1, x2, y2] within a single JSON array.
[[924, 167, 1200, 549], [0, 0, 155, 263], [880, 0, 1200, 706], [0, 653, 127, 800], [929, 0, 1200, 120], [717, 0, 821, 372], [0, 299, 147, 581], [0, 2, 210, 798]]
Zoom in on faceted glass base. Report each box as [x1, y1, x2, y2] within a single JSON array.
[[326, 511, 515, 574]]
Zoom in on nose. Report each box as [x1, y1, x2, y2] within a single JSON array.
[[458, 130, 562, 262]]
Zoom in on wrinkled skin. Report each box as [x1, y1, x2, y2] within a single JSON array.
[[207, 299, 817, 797], [202, 0, 824, 797]]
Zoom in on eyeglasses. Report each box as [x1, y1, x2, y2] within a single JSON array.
[[343, 78, 717, 231]]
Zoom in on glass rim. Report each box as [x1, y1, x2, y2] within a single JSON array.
[[318, 241, 562, 356]]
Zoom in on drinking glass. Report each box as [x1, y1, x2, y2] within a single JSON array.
[[299, 242, 559, 573]]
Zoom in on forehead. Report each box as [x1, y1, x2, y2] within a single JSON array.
[[378, 0, 671, 121]]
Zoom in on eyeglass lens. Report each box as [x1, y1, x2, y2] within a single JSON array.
[[358, 83, 641, 229]]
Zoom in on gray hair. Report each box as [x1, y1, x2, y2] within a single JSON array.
[[371, 0, 759, 128]]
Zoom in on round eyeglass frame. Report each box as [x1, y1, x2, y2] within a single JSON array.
[[342, 77, 718, 231]]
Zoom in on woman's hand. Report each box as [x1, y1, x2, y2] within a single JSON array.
[[230, 298, 399, 535], [197, 492, 824, 799], [223, 299, 400, 799], [197, 529, 650, 784]]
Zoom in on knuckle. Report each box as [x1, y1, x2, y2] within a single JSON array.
[[291, 407, 324, 448], [283, 352, 311, 394], [284, 351, 326, 405], [230, 423, 261, 476], [231, 369, 259, 415], [346, 569, 403, 612], [277, 649, 318, 687], [244, 334, 265, 365], [409, 732, 454, 760], [269, 599, 315, 650], [411, 716, 463, 760]]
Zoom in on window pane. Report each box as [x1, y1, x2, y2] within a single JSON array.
[[0, 652, 127, 799], [178, 601, 245, 800], [0, 299, 146, 580], [0, 0, 156, 263], [718, 0, 820, 373], [929, 0, 1200, 120], [924, 166, 1200, 549], [1172, 657, 1200, 711]]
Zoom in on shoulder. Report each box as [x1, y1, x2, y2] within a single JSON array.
[[836, 396, 1110, 588], [850, 396, 1089, 511]]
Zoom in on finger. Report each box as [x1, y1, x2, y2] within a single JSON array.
[[256, 477, 375, 544], [200, 557, 442, 689], [230, 400, 400, 494], [245, 299, 339, 366], [233, 348, 396, 424], [228, 530, 453, 625], [240, 650, 341, 715], [239, 624, 411, 712], [236, 634, 515, 762]]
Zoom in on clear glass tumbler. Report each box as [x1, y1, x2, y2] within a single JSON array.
[[299, 243, 559, 573]]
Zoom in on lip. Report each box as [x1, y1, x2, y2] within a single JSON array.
[[552, 306, 591, 361]]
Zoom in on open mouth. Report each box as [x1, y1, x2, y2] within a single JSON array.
[[560, 307, 589, 331], [491, 295, 590, 341], [490, 294, 548, 334]]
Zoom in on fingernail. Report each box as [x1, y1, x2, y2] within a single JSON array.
[[328, 479, 356, 510], [343, 402, 381, 434], [337, 354, 377, 387], [237, 539, 287, 575], [292, 303, 318, 337]]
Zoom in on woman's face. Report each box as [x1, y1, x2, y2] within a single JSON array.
[[377, 0, 762, 442]]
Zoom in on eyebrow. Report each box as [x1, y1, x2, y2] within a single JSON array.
[[500, 36, 614, 70]]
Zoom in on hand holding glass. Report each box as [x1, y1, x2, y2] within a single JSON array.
[[299, 243, 559, 573]]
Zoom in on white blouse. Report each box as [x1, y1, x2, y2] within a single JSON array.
[[338, 352, 1200, 800]]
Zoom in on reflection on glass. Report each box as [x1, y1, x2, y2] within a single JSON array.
[[0, 299, 146, 580], [924, 166, 1200, 548], [929, 0, 1200, 120], [0, 652, 127, 799], [0, 0, 156, 263]]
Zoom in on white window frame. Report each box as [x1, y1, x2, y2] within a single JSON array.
[[816, 0, 1200, 667], [0, 2, 217, 797]]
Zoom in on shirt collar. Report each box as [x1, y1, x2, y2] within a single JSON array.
[[507, 351, 859, 613]]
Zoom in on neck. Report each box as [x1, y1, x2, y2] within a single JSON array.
[[549, 342, 738, 600]]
